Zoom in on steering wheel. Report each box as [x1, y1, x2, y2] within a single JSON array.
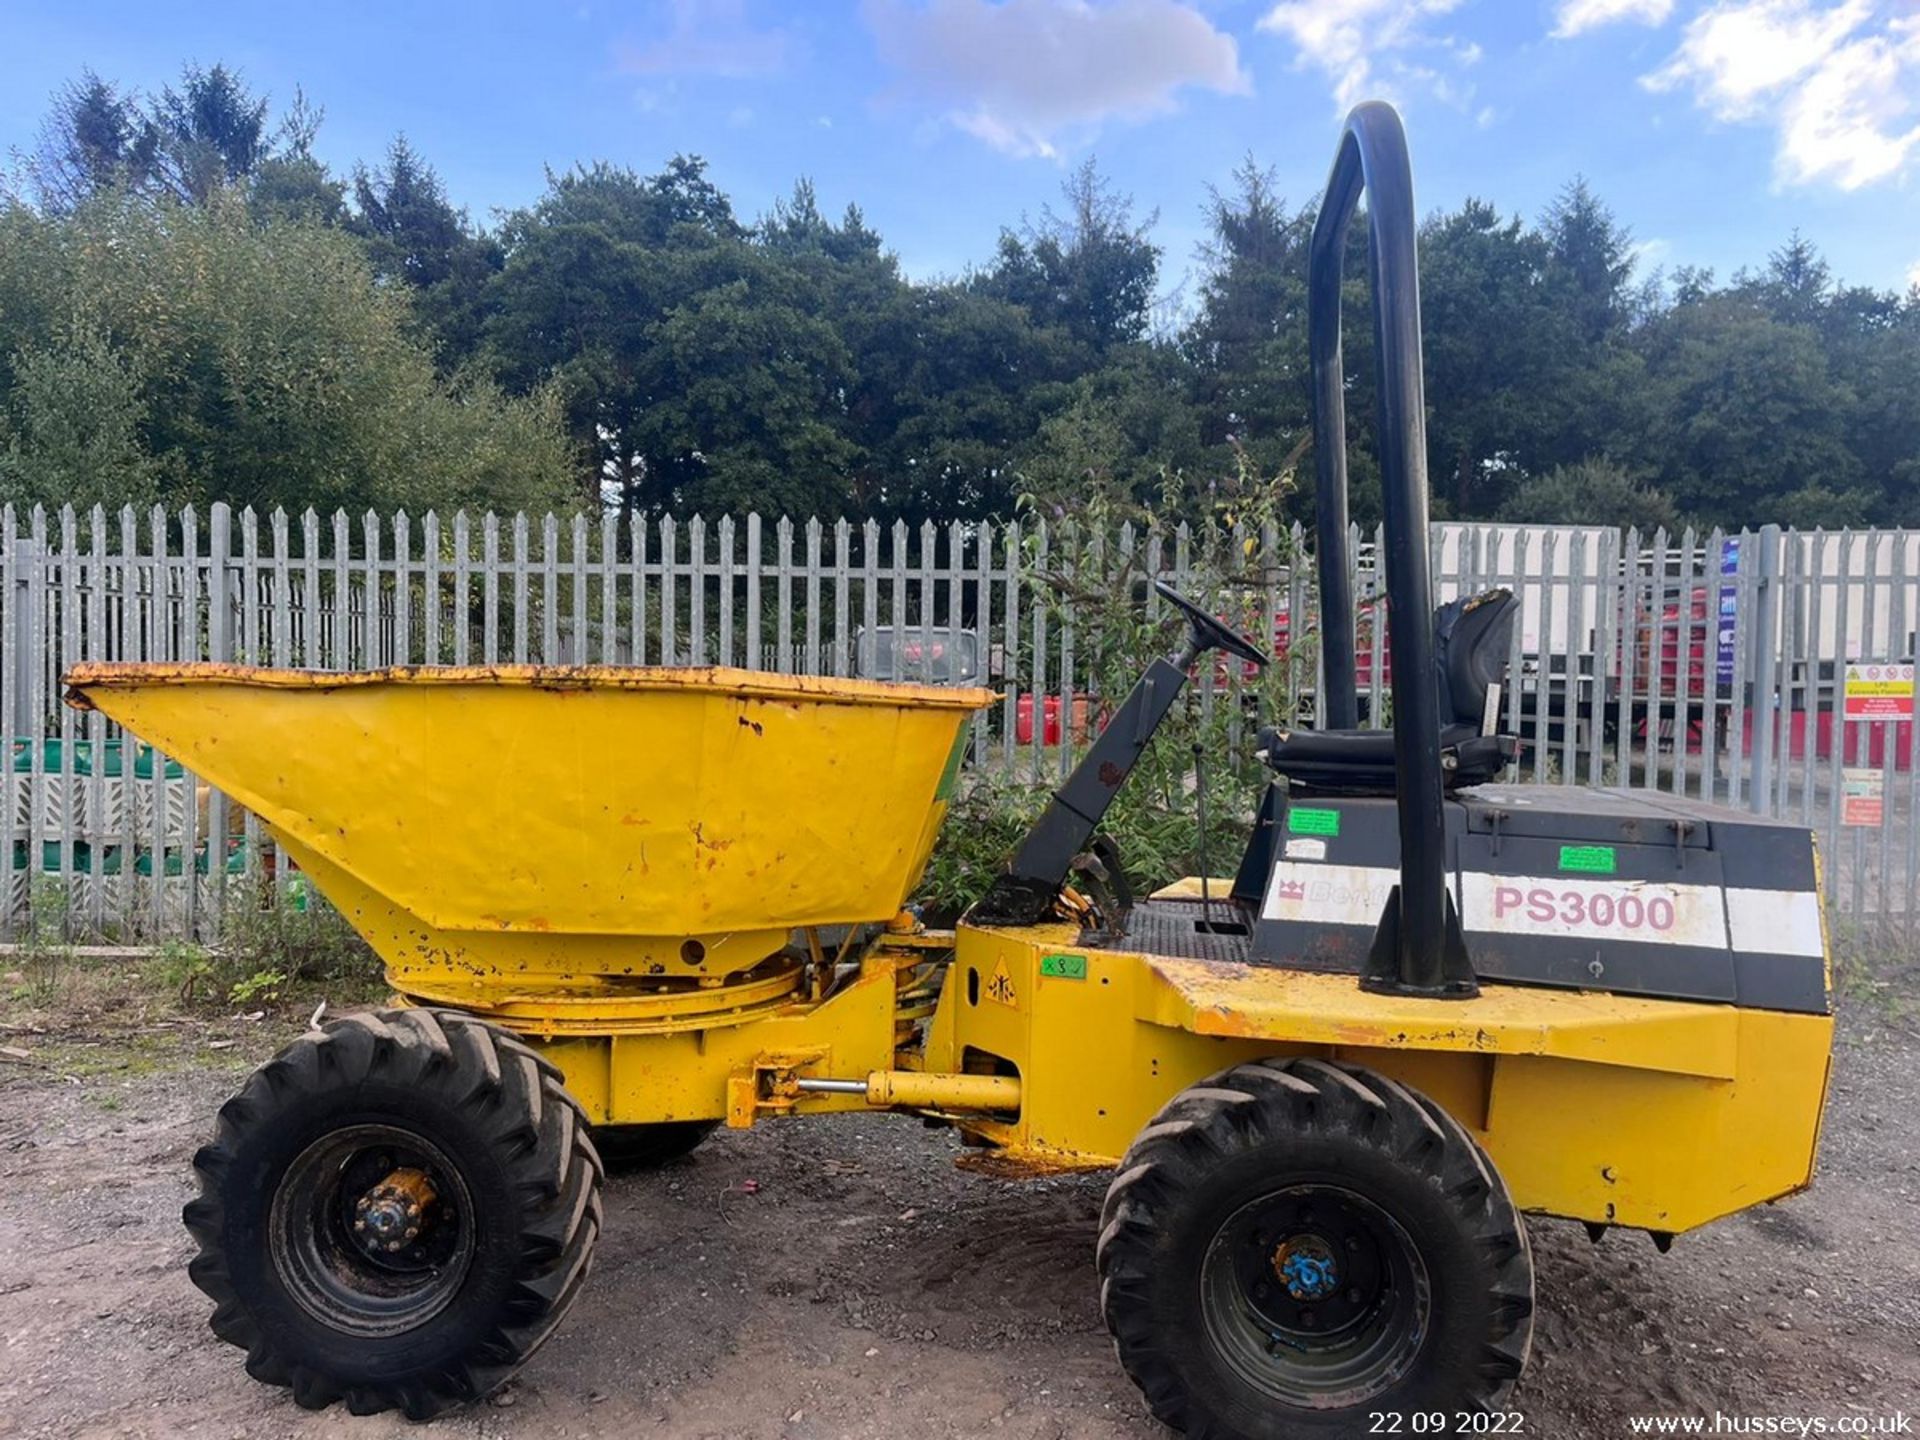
[[1154, 580, 1270, 668]]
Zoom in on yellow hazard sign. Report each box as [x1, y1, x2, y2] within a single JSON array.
[[984, 956, 1017, 1007]]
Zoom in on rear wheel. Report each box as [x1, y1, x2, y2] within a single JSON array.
[[1097, 1058, 1532, 1439], [183, 1008, 603, 1420]]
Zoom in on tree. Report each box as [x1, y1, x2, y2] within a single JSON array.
[[1417, 198, 1564, 515], [975, 158, 1160, 360], [20, 65, 340, 217], [1751, 232, 1831, 328], [247, 91, 346, 228], [1542, 178, 1634, 345], [21, 72, 160, 211], [1498, 458, 1677, 533], [147, 63, 271, 205], [1635, 290, 1863, 525], [0, 322, 160, 512], [0, 191, 573, 517], [352, 138, 500, 367], [486, 159, 741, 513], [1184, 159, 1311, 458]]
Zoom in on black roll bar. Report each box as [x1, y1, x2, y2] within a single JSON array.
[[1307, 101, 1474, 998]]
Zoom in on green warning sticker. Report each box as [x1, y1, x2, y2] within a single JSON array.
[[1559, 844, 1617, 874], [1287, 806, 1342, 837], [1040, 953, 1088, 980]]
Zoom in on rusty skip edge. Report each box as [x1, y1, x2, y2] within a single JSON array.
[[61, 661, 1000, 714]]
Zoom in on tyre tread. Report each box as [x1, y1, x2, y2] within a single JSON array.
[[1096, 1058, 1535, 1435], [183, 1006, 601, 1421]]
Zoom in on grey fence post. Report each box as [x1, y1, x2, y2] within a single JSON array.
[[10, 538, 35, 740], [1749, 523, 1783, 815]]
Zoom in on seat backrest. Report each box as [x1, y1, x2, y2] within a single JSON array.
[[1433, 589, 1517, 727]]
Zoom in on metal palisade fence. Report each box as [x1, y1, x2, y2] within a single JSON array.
[[2, 503, 1917, 944]]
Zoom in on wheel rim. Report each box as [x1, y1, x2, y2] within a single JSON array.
[[269, 1123, 476, 1337], [1199, 1182, 1430, 1407]]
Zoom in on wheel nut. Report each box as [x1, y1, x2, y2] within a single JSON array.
[[354, 1219, 366, 1233]]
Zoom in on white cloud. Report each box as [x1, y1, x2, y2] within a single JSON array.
[[1643, 2, 1920, 190], [1908, 259, 1920, 292], [1256, 0, 1475, 112], [1552, 0, 1674, 39], [864, 0, 1247, 159], [1629, 235, 1673, 268], [617, 0, 793, 79]]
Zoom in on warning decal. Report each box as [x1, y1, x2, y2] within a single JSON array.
[[1843, 767, 1884, 827], [1844, 661, 1915, 721], [985, 957, 1018, 1007]]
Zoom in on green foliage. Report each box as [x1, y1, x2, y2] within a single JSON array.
[[0, 320, 160, 512], [16, 877, 73, 1003], [200, 872, 379, 1010], [1499, 458, 1679, 534], [973, 158, 1160, 358], [0, 191, 574, 516], [155, 938, 214, 1003], [227, 965, 290, 1006], [922, 443, 1298, 913], [7, 60, 1919, 529], [148, 876, 377, 1013], [352, 138, 500, 369], [20, 63, 309, 213]]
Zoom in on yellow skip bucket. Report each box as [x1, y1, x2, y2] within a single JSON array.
[[66, 664, 995, 1005]]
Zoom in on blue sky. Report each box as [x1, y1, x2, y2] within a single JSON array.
[[4, 0, 1918, 300]]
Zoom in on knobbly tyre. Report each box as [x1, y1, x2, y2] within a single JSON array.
[[64, 102, 1831, 1438]]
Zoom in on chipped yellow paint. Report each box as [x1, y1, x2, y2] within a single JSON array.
[[1139, 956, 1740, 1079], [919, 920, 1833, 1234]]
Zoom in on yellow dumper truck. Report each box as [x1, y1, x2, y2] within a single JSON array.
[[65, 103, 1831, 1438]]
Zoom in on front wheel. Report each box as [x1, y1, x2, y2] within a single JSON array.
[[182, 1008, 603, 1420], [1097, 1059, 1533, 1439]]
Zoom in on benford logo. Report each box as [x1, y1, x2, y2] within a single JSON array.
[[1306, 878, 1393, 909], [1262, 864, 1401, 924]]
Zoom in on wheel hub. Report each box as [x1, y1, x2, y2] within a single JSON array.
[[353, 1167, 438, 1255], [270, 1125, 476, 1338], [1272, 1234, 1340, 1301], [1200, 1182, 1431, 1405]]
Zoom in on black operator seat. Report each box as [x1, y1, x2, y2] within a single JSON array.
[[1258, 589, 1519, 795]]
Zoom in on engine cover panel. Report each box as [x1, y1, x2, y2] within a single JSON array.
[[1246, 783, 1828, 1014]]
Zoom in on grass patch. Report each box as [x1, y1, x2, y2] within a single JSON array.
[[1829, 919, 1920, 1025], [0, 874, 386, 1091]]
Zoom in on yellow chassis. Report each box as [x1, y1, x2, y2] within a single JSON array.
[[531, 901, 1833, 1238], [65, 662, 1834, 1238]]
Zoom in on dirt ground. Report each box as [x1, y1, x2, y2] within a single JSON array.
[[2, 978, 1918, 1440]]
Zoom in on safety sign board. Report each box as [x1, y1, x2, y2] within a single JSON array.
[[1844, 662, 1914, 721], [1842, 767, 1884, 827]]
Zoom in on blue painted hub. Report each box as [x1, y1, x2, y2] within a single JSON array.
[[1275, 1236, 1340, 1301]]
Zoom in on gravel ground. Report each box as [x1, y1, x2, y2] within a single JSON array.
[[1, 1002, 1917, 1440]]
